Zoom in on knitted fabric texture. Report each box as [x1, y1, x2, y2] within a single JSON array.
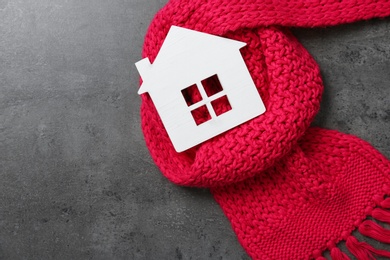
[[138, 0, 390, 259]]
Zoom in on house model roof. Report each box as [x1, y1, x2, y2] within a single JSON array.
[[136, 26, 247, 94]]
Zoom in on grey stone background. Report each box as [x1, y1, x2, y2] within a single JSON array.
[[0, 0, 389, 259]]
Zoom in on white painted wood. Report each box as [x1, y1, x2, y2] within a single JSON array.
[[135, 25, 266, 152]]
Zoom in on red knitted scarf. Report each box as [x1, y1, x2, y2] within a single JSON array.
[[138, 1, 390, 259]]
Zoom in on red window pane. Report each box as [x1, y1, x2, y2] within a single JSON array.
[[201, 74, 223, 97], [191, 105, 211, 125], [181, 84, 202, 106], [211, 95, 231, 116]]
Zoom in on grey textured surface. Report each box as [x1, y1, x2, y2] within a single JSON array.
[[0, 0, 389, 259]]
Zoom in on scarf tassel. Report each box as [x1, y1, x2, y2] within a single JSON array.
[[371, 207, 390, 225], [358, 220, 390, 244], [380, 197, 390, 209], [330, 247, 350, 260]]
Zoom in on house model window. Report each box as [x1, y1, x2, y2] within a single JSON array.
[[135, 26, 266, 152], [182, 74, 232, 125]]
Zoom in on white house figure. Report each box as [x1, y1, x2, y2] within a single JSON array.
[[136, 26, 266, 152]]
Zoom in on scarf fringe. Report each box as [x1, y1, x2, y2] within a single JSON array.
[[345, 236, 390, 260], [319, 191, 390, 260]]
